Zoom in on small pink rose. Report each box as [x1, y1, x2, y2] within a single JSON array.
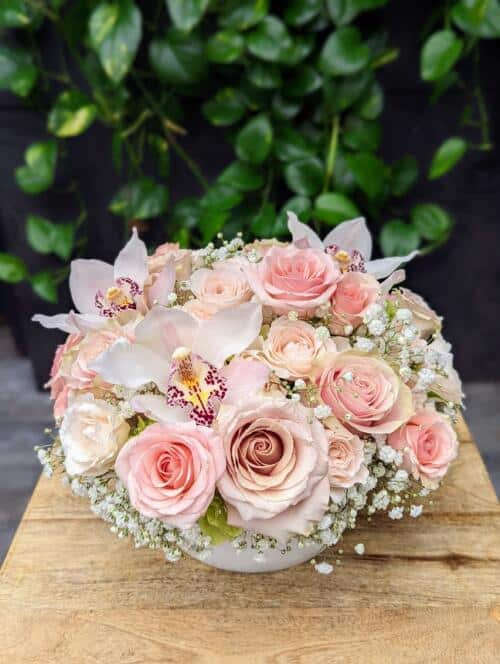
[[325, 418, 368, 494], [148, 242, 192, 281], [216, 397, 329, 540], [330, 271, 379, 334], [190, 263, 252, 311], [318, 351, 414, 434], [245, 245, 341, 316], [46, 333, 82, 417], [115, 422, 225, 528], [388, 409, 458, 487]]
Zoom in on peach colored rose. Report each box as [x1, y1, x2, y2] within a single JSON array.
[[260, 317, 335, 380], [388, 409, 458, 487], [190, 263, 252, 311], [182, 298, 218, 320], [330, 271, 379, 334], [317, 351, 413, 434], [245, 245, 341, 316], [115, 422, 225, 528], [392, 288, 441, 338], [46, 333, 82, 418], [216, 397, 329, 540], [245, 238, 287, 257], [148, 242, 191, 281], [65, 329, 128, 390], [325, 418, 368, 496]]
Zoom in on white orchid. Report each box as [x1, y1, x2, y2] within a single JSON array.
[[287, 212, 418, 280], [32, 229, 175, 333], [90, 302, 267, 425]]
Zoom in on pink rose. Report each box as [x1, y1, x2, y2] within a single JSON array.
[[66, 329, 128, 390], [388, 409, 458, 487], [115, 422, 225, 528], [46, 333, 82, 417], [216, 397, 329, 540], [325, 418, 368, 496], [260, 317, 335, 380], [245, 245, 341, 316], [190, 263, 252, 311], [330, 271, 379, 334], [245, 238, 287, 257], [182, 298, 218, 320], [318, 351, 413, 434], [148, 242, 192, 281]]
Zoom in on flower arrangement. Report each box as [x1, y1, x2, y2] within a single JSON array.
[[34, 214, 463, 573]]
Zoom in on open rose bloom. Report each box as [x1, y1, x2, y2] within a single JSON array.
[[35, 213, 463, 572]]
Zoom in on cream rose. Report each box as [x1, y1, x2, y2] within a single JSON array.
[[216, 397, 329, 540], [325, 417, 368, 496], [260, 317, 334, 380], [60, 394, 130, 477], [392, 288, 441, 338], [388, 409, 458, 487], [190, 262, 253, 311], [318, 351, 414, 434]]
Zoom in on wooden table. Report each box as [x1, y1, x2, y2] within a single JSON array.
[[1, 418, 499, 663]]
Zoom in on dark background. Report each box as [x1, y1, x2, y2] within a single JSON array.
[[1, 0, 499, 385]]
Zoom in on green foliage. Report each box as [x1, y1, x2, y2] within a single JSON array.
[[198, 494, 242, 545], [0, 0, 495, 303]]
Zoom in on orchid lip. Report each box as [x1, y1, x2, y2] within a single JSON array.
[[94, 276, 143, 318]]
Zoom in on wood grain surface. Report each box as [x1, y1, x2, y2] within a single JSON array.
[[1, 418, 499, 663]]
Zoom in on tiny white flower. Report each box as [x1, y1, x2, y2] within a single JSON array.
[[399, 366, 412, 381], [364, 303, 383, 321], [343, 324, 353, 335], [368, 319, 385, 336], [403, 326, 418, 341], [354, 543, 365, 555], [294, 379, 306, 390], [315, 562, 334, 575], [395, 308, 412, 323], [410, 504, 423, 518], [355, 337, 375, 352], [288, 310, 299, 321], [290, 393, 301, 402], [315, 325, 330, 341], [388, 506, 404, 520], [314, 404, 332, 419], [342, 371, 353, 382], [378, 445, 397, 464]]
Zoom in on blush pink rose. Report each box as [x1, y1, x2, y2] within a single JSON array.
[[190, 263, 253, 311], [388, 409, 458, 487], [260, 317, 335, 380], [317, 351, 413, 434], [46, 333, 82, 418], [330, 271, 379, 334], [115, 422, 225, 528], [325, 418, 368, 497], [182, 298, 218, 320], [148, 242, 192, 281], [245, 245, 341, 316], [216, 397, 329, 540]]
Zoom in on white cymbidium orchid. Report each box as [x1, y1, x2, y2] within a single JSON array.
[[90, 302, 267, 426], [32, 229, 175, 333], [287, 212, 418, 280]]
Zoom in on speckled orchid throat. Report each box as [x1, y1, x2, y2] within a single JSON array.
[[95, 277, 143, 318]]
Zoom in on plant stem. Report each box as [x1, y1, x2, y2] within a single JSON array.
[[473, 46, 493, 151], [132, 73, 209, 191], [120, 109, 153, 139], [323, 116, 339, 193]]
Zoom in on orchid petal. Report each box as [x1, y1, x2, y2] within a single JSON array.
[[113, 228, 148, 287], [323, 217, 372, 260], [89, 338, 169, 389], [130, 394, 189, 424], [379, 269, 406, 293], [67, 311, 107, 333], [194, 302, 263, 368], [135, 306, 198, 358], [32, 313, 78, 334], [287, 211, 323, 250], [366, 251, 419, 279], [222, 358, 270, 405], [69, 259, 114, 314], [147, 258, 176, 307]]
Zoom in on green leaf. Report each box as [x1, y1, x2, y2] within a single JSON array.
[[271, 92, 302, 120], [285, 64, 322, 97], [31, 271, 58, 304], [319, 27, 371, 76], [356, 80, 383, 119], [26, 215, 53, 254], [206, 30, 245, 63], [284, 157, 324, 196], [203, 88, 246, 126], [274, 126, 315, 162], [411, 204, 453, 242], [15, 141, 57, 195], [89, 0, 142, 84], [246, 16, 292, 62], [201, 183, 243, 212], [279, 34, 315, 66], [313, 192, 360, 225], [199, 208, 229, 244], [150, 28, 206, 85], [0, 1, 41, 28], [0, 253, 28, 283], [326, 0, 388, 25], [420, 30, 463, 82], [452, 0, 500, 38], [428, 137, 467, 180], [219, 0, 269, 31], [166, 0, 209, 32], [235, 113, 273, 164], [346, 152, 386, 199], [198, 494, 242, 545], [250, 202, 276, 235], [342, 115, 381, 152], [391, 155, 419, 196], [218, 161, 264, 191], [284, 0, 322, 26], [246, 61, 282, 89], [324, 70, 372, 112], [0, 45, 38, 97], [109, 177, 168, 219], [380, 220, 420, 257], [50, 223, 75, 261], [47, 90, 97, 138], [171, 198, 201, 230]]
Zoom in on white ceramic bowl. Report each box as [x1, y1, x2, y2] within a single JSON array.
[[183, 539, 324, 573]]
